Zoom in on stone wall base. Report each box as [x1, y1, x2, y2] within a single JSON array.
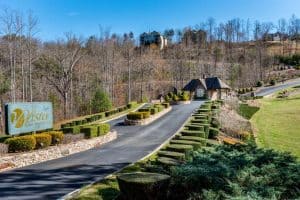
[[0, 131, 117, 172]]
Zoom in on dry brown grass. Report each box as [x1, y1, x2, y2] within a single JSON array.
[[218, 99, 252, 140]]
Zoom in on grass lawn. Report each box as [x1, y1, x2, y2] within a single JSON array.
[[251, 93, 300, 158], [238, 103, 260, 120]]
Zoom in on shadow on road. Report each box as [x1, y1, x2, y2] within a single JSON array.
[[0, 162, 129, 200]]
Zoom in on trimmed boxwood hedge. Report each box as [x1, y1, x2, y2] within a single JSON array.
[[193, 115, 208, 120], [154, 104, 164, 112], [180, 130, 206, 138], [127, 101, 137, 109], [185, 124, 204, 131], [166, 144, 193, 154], [197, 108, 210, 113], [97, 123, 110, 136], [0, 135, 11, 143], [150, 107, 158, 115], [157, 156, 181, 166], [138, 108, 151, 113], [5, 135, 36, 152], [117, 172, 171, 200], [170, 139, 202, 150], [178, 135, 207, 145], [127, 111, 150, 120], [81, 126, 98, 138], [47, 131, 64, 145], [33, 133, 52, 149], [61, 123, 70, 129], [190, 119, 209, 124], [61, 126, 80, 134], [209, 127, 219, 139], [157, 150, 186, 161], [162, 102, 170, 108]]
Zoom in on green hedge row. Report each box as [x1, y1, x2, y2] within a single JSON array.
[[61, 123, 111, 137], [61, 101, 138, 129], [129, 103, 168, 120], [5, 131, 64, 152], [127, 112, 151, 120], [155, 100, 221, 167]]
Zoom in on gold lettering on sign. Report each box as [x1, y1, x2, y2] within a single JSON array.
[[10, 108, 49, 128]]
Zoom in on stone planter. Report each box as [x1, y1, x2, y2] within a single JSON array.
[[124, 107, 172, 126]]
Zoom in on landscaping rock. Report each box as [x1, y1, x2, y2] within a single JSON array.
[[0, 131, 117, 172]]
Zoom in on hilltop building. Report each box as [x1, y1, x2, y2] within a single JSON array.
[[140, 31, 168, 50]]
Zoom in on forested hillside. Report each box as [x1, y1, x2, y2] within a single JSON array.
[[0, 8, 300, 121]]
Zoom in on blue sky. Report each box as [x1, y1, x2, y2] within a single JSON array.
[[1, 0, 300, 41]]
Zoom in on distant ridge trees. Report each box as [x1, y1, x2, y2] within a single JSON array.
[[1, 7, 300, 122]]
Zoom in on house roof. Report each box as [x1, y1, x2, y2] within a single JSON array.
[[183, 77, 231, 91]]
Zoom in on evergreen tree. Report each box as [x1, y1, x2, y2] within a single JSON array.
[[91, 88, 112, 113]]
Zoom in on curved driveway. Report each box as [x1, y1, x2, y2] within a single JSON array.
[[255, 78, 300, 96], [0, 101, 203, 200]]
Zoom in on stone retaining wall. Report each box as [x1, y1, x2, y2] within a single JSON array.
[[124, 107, 172, 125], [0, 131, 117, 172]]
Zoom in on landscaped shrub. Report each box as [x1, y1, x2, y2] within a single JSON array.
[[5, 135, 36, 152], [166, 144, 194, 158], [185, 124, 204, 131], [162, 102, 170, 108], [91, 88, 112, 113], [180, 130, 206, 138], [0, 135, 11, 143], [256, 81, 263, 87], [127, 112, 144, 120], [117, 172, 171, 200], [138, 108, 151, 112], [97, 123, 111, 135], [117, 106, 128, 112], [190, 119, 209, 124], [74, 120, 82, 126], [61, 123, 70, 129], [86, 117, 94, 123], [178, 136, 207, 146], [157, 150, 186, 161], [141, 111, 150, 119], [157, 156, 181, 166], [180, 91, 190, 101], [47, 131, 64, 145], [170, 139, 202, 150], [150, 107, 158, 115], [61, 126, 81, 134], [170, 145, 300, 200], [208, 127, 219, 139], [127, 101, 137, 109], [211, 117, 220, 129], [105, 109, 118, 117], [197, 108, 210, 113], [81, 126, 98, 138], [270, 79, 276, 86], [172, 94, 179, 101], [154, 104, 164, 112], [33, 133, 52, 149]]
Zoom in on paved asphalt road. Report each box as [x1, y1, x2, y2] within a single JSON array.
[[255, 78, 300, 96], [0, 101, 203, 200]]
